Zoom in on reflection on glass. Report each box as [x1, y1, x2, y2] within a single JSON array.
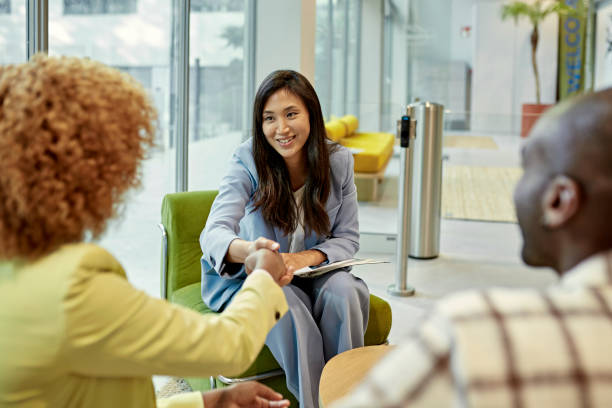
[[346, 0, 360, 115], [0, 0, 10, 14], [62, 0, 137, 15], [0, 1, 26, 63], [188, 1, 246, 192], [375, 0, 523, 239], [191, 0, 243, 13], [49, 0, 175, 296], [315, 0, 360, 120]]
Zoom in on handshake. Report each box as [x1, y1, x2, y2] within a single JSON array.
[[244, 237, 294, 286]]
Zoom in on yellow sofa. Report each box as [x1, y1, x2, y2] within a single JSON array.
[[325, 115, 395, 201]]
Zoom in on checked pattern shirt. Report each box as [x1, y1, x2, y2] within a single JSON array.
[[333, 250, 612, 408]]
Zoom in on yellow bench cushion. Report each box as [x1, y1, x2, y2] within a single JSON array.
[[325, 115, 360, 142], [338, 114, 359, 134], [340, 131, 394, 173], [325, 120, 347, 142]]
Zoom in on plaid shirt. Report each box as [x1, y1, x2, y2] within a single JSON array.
[[333, 250, 612, 407]]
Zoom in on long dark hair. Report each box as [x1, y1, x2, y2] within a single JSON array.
[[252, 70, 333, 237]]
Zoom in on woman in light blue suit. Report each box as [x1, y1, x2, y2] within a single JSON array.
[[200, 70, 369, 407]]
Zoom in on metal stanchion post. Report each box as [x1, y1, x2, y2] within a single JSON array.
[[388, 115, 416, 297]]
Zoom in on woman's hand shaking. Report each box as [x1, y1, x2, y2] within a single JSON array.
[[245, 248, 293, 287]]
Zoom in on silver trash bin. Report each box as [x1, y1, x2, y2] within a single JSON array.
[[405, 101, 444, 259]]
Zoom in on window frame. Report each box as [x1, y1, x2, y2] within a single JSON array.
[[28, 0, 256, 193]]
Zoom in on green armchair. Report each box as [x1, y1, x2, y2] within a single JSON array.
[[159, 190, 392, 404]]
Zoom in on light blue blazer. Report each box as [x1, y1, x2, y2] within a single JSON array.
[[200, 138, 360, 311]]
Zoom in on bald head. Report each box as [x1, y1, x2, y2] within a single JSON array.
[[515, 88, 612, 274], [529, 88, 612, 183]]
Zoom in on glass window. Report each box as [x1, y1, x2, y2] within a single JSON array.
[[188, 0, 247, 192], [63, 0, 137, 15], [361, 0, 538, 238], [0, 1, 25, 63], [315, 0, 332, 119], [49, 0, 175, 296]]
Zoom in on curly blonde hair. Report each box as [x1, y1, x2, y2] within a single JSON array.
[[0, 54, 156, 260]]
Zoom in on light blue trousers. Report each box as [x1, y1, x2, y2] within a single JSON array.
[[265, 270, 370, 408]]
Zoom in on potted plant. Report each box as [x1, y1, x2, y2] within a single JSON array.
[[501, 0, 576, 137]]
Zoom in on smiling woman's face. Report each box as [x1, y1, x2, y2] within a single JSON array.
[[261, 88, 310, 166]]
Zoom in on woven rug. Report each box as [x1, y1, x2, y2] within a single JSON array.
[[443, 135, 498, 149], [376, 165, 521, 223], [441, 165, 521, 223], [156, 377, 192, 399]]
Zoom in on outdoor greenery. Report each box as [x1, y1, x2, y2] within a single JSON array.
[[501, 0, 577, 104]]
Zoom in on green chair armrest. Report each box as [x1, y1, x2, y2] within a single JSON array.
[[365, 294, 392, 346]]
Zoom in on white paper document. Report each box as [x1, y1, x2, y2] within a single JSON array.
[[293, 258, 389, 278]]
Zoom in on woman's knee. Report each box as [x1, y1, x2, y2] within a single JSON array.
[[315, 273, 369, 313], [322, 272, 368, 300], [272, 285, 319, 335]]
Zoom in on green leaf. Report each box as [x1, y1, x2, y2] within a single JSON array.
[[500, 0, 583, 25]]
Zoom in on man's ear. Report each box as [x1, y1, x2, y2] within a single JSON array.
[[541, 175, 580, 228]]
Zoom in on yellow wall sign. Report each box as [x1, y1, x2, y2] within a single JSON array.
[[558, 0, 587, 99]]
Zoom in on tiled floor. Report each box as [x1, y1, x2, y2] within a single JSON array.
[[354, 218, 557, 342]]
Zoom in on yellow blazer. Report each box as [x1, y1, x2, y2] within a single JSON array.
[[0, 243, 288, 407]]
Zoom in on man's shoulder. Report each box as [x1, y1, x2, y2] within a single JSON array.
[[437, 286, 551, 321], [432, 283, 612, 400]]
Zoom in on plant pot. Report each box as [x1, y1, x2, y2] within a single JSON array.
[[521, 103, 553, 138]]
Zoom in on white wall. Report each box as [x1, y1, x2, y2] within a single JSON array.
[[300, 0, 316, 83], [449, 0, 475, 128], [255, 0, 316, 86], [450, 0, 474, 64], [471, 0, 558, 134], [594, 1, 612, 90]]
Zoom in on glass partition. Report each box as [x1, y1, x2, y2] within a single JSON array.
[[315, 0, 557, 238], [49, 0, 176, 296], [315, 0, 361, 120], [188, 0, 247, 192]]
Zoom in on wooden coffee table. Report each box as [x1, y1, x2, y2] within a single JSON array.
[[319, 344, 395, 407]]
